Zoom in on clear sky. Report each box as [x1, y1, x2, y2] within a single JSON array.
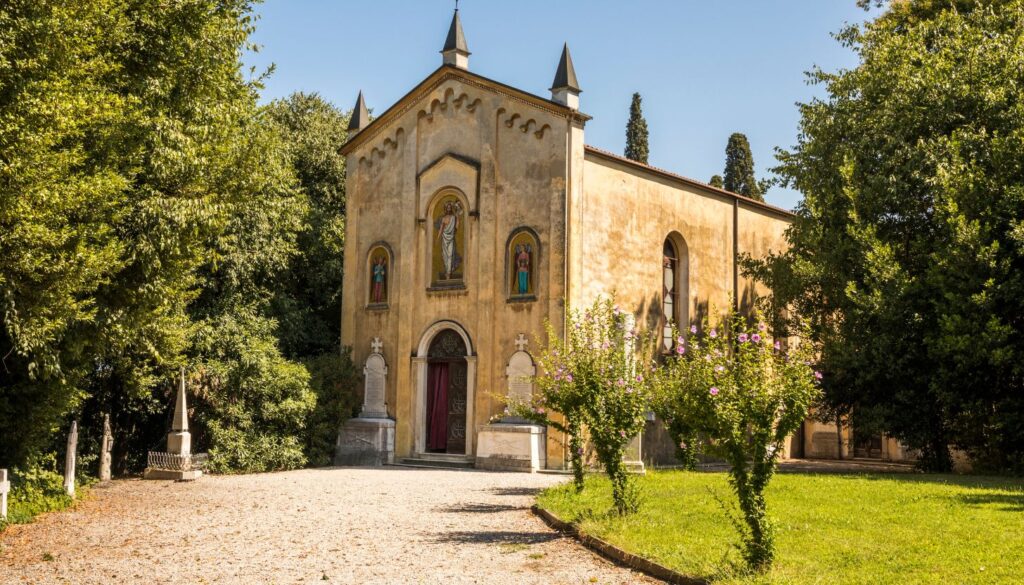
[[246, 1, 879, 210]]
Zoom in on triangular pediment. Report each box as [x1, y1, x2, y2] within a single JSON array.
[[340, 65, 590, 156]]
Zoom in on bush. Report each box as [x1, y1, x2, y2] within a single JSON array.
[[509, 296, 655, 514], [190, 308, 316, 474], [1, 454, 74, 529], [653, 309, 819, 571], [302, 348, 361, 467]]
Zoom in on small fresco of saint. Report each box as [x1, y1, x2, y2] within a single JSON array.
[[514, 243, 532, 295], [371, 253, 387, 304], [435, 199, 463, 280]]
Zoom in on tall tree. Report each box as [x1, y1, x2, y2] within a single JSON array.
[[0, 0, 128, 467], [709, 175, 725, 189], [624, 93, 650, 164], [744, 0, 1024, 472], [723, 133, 763, 201]]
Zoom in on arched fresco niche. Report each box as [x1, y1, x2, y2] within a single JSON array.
[[429, 191, 467, 288], [367, 244, 392, 308], [506, 228, 540, 301]]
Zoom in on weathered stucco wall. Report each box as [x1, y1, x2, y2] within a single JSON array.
[[573, 150, 792, 329], [341, 71, 573, 461]]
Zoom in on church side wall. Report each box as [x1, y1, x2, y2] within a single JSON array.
[[574, 152, 792, 465], [342, 76, 570, 462]]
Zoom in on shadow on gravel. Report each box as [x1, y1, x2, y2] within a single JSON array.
[[433, 531, 560, 545], [489, 487, 542, 497], [437, 503, 522, 514]]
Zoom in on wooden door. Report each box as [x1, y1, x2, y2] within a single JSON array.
[[446, 360, 467, 454]]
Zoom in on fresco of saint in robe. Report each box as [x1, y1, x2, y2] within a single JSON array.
[[508, 231, 537, 297], [432, 196, 464, 284], [369, 249, 388, 304]]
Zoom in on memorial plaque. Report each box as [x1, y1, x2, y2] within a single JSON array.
[[361, 353, 388, 418]]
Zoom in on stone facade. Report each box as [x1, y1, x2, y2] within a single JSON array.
[[338, 16, 906, 470]]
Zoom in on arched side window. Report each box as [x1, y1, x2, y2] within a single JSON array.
[[429, 191, 467, 289], [661, 234, 690, 351], [506, 228, 540, 302], [662, 239, 678, 351], [367, 243, 393, 309]]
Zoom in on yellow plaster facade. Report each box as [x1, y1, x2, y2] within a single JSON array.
[[337, 46, 811, 469]]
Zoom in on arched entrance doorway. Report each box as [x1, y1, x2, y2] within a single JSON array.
[[425, 330, 467, 454], [413, 321, 476, 457]]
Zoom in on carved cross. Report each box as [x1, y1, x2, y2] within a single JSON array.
[[371, 337, 383, 354], [515, 333, 528, 352]]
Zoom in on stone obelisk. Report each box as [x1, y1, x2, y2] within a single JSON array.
[[144, 367, 202, 480]]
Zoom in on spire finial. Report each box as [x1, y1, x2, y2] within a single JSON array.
[[348, 90, 369, 135], [550, 43, 581, 110], [441, 4, 470, 69]]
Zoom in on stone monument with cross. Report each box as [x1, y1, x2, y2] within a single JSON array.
[[334, 337, 396, 466], [475, 332, 547, 471]]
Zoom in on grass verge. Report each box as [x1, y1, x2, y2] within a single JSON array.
[[535, 469, 1024, 584]]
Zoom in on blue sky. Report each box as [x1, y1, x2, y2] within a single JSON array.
[[246, 1, 878, 210]]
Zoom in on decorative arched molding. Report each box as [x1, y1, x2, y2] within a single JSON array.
[[415, 320, 475, 358], [417, 87, 483, 123], [357, 127, 406, 169], [498, 109, 552, 140], [505, 226, 541, 302], [412, 320, 477, 457], [366, 241, 394, 309]]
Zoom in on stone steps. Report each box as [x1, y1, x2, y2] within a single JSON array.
[[394, 456, 475, 470]]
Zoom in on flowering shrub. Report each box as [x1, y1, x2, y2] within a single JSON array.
[[652, 309, 819, 570], [507, 296, 655, 514]]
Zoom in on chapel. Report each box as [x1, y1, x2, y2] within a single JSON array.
[[334, 11, 910, 471]]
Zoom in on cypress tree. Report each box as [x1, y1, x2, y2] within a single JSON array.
[[723, 132, 763, 201], [709, 175, 724, 189], [624, 92, 649, 164]]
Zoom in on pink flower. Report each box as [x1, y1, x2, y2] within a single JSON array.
[[535, 407, 546, 414], [814, 371, 823, 380], [710, 386, 719, 396], [675, 345, 685, 355], [636, 374, 644, 383], [751, 333, 762, 343], [690, 325, 698, 334], [577, 447, 584, 455], [715, 365, 725, 373], [709, 329, 718, 338], [677, 335, 686, 344], [565, 374, 574, 383], [774, 340, 782, 350], [679, 441, 687, 450], [619, 430, 627, 437], [617, 378, 626, 387], [758, 322, 767, 332], [738, 333, 749, 343]]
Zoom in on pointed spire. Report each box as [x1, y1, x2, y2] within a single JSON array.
[[550, 43, 581, 110], [348, 91, 369, 134], [441, 9, 470, 69], [172, 367, 188, 432]]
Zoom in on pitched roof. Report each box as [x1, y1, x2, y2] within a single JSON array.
[[551, 43, 581, 92], [347, 91, 369, 132], [442, 10, 469, 55], [583, 146, 795, 219]]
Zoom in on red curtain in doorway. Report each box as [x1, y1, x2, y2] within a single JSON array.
[[427, 363, 449, 451]]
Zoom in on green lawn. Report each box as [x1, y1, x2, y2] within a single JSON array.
[[535, 470, 1024, 584]]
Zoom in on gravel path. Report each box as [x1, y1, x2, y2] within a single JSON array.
[[1, 467, 658, 584]]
